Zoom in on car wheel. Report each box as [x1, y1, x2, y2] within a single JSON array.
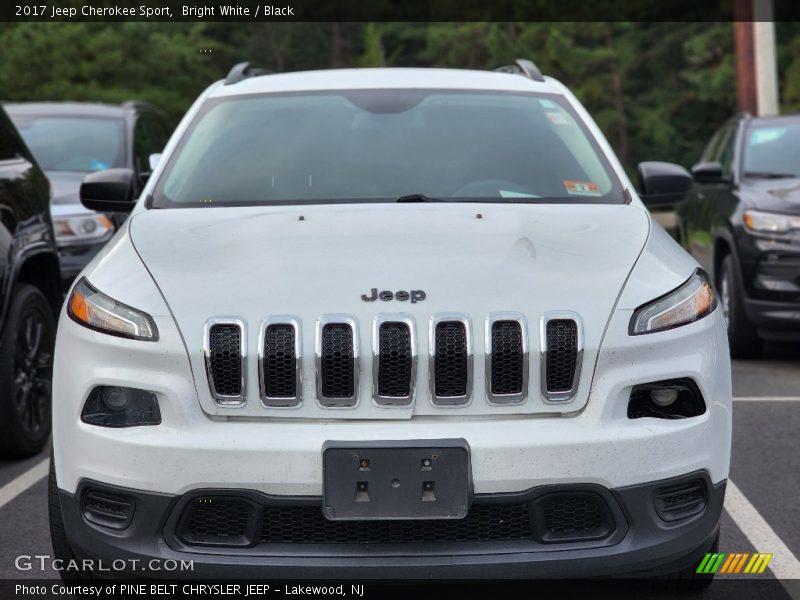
[[0, 284, 55, 458], [718, 255, 763, 360]]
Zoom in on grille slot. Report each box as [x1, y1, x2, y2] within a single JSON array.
[[260, 320, 300, 406], [177, 497, 257, 547], [317, 319, 358, 406], [487, 317, 527, 403], [205, 321, 245, 403], [431, 318, 471, 404], [532, 492, 613, 543], [654, 480, 707, 522], [375, 320, 414, 404], [544, 318, 580, 398]]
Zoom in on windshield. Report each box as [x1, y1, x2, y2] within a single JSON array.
[[10, 115, 125, 173], [743, 120, 800, 178], [154, 90, 623, 207]]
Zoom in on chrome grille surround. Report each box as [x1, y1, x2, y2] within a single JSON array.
[[539, 311, 584, 403], [428, 313, 473, 406], [372, 314, 417, 407], [315, 315, 360, 408], [203, 317, 247, 407], [258, 316, 302, 408], [484, 312, 529, 404]]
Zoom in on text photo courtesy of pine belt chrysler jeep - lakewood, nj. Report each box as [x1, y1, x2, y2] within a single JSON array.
[[49, 60, 731, 587]]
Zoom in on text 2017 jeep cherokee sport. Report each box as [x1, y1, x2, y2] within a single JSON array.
[[50, 61, 731, 583]]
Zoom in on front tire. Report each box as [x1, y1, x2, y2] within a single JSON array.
[[718, 255, 763, 359], [0, 284, 55, 457]]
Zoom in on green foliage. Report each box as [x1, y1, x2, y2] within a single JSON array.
[[0, 21, 797, 173]]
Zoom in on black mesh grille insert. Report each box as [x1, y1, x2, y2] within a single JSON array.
[[654, 480, 707, 522], [178, 497, 255, 546], [377, 322, 412, 398], [534, 492, 612, 543], [491, 321, 524, 395], [434, 321, 468, 397], [260, 503, 532, 544], [209, 325, 242, 397], [320, 324, 355, 399], [545, 320, 578, 393], [263, 324, 296, 398]]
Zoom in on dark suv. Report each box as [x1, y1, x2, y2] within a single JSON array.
[[677, 113, 800, 358], [5, 102, 173, 287], [0, 105, 61, 457]]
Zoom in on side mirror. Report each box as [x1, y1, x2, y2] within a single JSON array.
[[80, 168, 136, 213], [637, 161, 693, 207], [691, 161, 725, 184]]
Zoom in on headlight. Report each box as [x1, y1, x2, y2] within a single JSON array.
[[743, 209, 800, 234], [53, 214, 114, 246], [630, 270, 716, 335], [67, 277, 158, 341]]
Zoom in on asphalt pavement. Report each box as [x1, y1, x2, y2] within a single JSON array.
[[0, 344, 798, 599]]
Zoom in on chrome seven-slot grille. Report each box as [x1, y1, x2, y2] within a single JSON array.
[[204, 313, 582, 408]]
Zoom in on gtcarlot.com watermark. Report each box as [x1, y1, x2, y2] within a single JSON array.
[[15, 554, 194, 573]]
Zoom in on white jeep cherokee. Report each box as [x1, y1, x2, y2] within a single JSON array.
[[50, 60, 731, 582]]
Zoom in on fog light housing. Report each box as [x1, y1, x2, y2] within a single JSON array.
[[627, 379, 706, 419], [82, 488, 135, 530], [81, 386, 161, 427]]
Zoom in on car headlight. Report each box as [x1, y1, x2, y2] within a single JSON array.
[[53, 214, 114, 246], [630, 270, 716, 335], [743, 209, 800, 234], [67, 277, 158, 341]]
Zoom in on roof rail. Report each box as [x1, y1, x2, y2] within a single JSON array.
[[494, 58, 545, 83], [224, 61, 272, 86]]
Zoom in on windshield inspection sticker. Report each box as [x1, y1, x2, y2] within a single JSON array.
[[564, 180, 601, 196]]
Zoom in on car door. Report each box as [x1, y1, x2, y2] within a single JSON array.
[[678, 120, 739, 276]]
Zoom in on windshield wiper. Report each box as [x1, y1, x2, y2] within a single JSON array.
[[395, 193, 449, 203], [743, 171, 798, 179]]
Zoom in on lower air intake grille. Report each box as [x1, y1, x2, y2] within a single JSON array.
[[491, 321, 524, 395], [545, 319, 578, 393], [377, 322, 413, 399], [654, 480, 707, 522], [262, 324, 296, 400], [320, 324, 355, 400], [533, 492, 613, 543], [434, 321, 468, 398], [208, 324, 242, 397], [178, 497, 256, 546]]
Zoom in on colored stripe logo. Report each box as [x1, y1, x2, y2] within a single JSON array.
[[697, 552, 773, 574]]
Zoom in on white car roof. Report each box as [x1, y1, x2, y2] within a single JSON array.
[[208, 67, 566, 98]]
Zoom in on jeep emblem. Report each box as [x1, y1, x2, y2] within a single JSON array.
[[361, 288, 426, 303]]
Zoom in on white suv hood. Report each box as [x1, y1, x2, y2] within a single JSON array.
[[128, 203, 650, 418]]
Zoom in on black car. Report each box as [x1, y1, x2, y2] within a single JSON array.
[[4, 102, 173, 287], [677, 113, 800, 358], [0, 105, 61, 457]]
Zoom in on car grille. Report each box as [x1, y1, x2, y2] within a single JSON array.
[[204, 313, 583, 408], [206, 323, 243, 400], [174, 491, 616, 547], [376, 321, 413, 403], [432, 320, 469, 402], [261, 323, 299, 405], [319, 323, 356, 404], [544, 319, 579, 395]]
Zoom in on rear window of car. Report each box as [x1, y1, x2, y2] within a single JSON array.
[[153, 89, 624, 207]]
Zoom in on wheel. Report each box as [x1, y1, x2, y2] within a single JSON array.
[[718, 255, 763, 359], [0, 284, 55, 457]]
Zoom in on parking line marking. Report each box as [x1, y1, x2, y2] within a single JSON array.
[[733, 396, 800, 402], [724, 479, 800, 590], [0, 458, 49, 511]]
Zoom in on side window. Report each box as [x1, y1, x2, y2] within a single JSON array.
[[132, 117, 153, 177], [716, 125, 736, 177], [700, 128, 724, 163]]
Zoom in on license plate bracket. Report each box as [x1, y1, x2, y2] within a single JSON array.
[[322, 439, 472, 521]]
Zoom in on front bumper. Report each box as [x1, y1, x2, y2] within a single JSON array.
[[57, 473, 725, 579]]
